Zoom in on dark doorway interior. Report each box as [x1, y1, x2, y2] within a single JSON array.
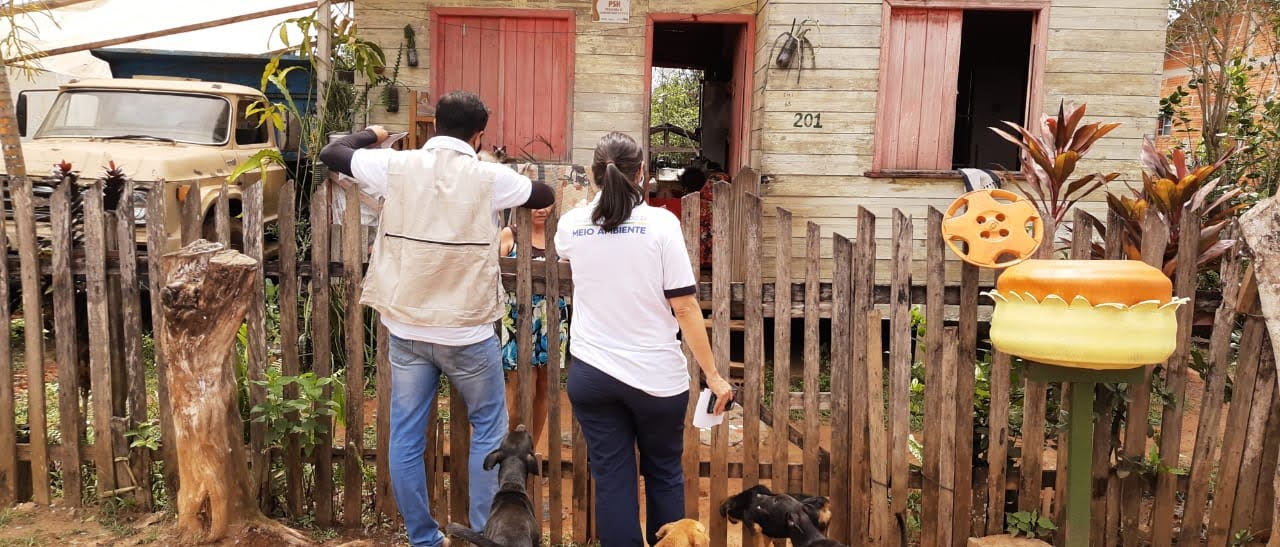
[[951, 10, 1034, 170]]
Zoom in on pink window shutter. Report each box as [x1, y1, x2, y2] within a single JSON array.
[[877, 8, 963, 171]]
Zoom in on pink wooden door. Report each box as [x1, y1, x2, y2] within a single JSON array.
[[875, 8, 963, 171], [434, 14, 572, 161]]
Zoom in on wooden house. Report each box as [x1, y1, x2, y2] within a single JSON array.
[[356, 0, 1169, 281]]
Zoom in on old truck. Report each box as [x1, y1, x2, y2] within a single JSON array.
[[9, 77, 296, 251]]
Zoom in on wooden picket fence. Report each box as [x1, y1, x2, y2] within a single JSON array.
[[0, 170, 1275, 546]]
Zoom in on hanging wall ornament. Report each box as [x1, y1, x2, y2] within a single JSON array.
[[405, 24, 419, 67]]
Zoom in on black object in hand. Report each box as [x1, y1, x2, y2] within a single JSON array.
[[707, 388, 738, 413]]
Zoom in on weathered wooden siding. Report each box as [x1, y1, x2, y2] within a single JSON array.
[[358, 0, 753, 165], [357, 0, 1168, 279]]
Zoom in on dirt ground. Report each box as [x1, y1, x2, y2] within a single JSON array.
[[0, 502, 409, 546]]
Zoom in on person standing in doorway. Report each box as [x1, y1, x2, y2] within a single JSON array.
[[555, 132, 733, 547], [318, 90, 556, 547]]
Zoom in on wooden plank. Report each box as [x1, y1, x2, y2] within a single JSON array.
[[83, 180, 116, 496], [216, 181, 230, 245], [1249, 389, 1280, 536], [374, 322, 395, 523], [853, 207, 877, 542], [1120, 210, 1169, 544], [278, 184, 303, 518], [449, 382, 470, 524], [922, 209, 945, 547], [1093, 209, 1126, 546], [1205, 313, 1267, 545], [772, 207, 793, 494], [680, 191, 702, 518], [572, 417, 590, 542], [145, 179, 177, 501], [340, 182, 364, 525], [309, 187, 335, 525], [1229, 340, 1277, 537], [10, 175, 48, 504], [544, 207, 565, 545], [1017, 217, 1056, 514], [955, 260, 979, 544], [48, 182, 80, 506], [180, 180, 201, 245], [937, 331, 960, 547], [514, 207, 534, 433], [428, 396, 445, 520], [710, 182, 732, 545], [829, 231, 853, 543], [866, 310, 890, 546], [889, 210, 913, 539], [115, 178, 150, 509], [986, 266, 1011, 536], [1151, 208, 1201, 545], [244, 178, 269, 508], [0, 197, 12, 505], [743, 193, 765, 493], [802, 221, 821, 496], [1178, 241, 1241, 544]]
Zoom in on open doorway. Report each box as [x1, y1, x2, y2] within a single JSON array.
[[951, 10, 1034, 170], [644, 16, 753, 274]]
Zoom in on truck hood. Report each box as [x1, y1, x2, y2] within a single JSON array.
[[2, 139, 232, 182]]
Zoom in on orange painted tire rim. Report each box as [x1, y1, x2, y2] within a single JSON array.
[[942, 189, 1043, 268]]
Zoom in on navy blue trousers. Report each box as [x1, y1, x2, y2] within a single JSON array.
[[567, 357, 690, 547]]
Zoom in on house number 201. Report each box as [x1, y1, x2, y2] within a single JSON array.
[[793, 112, 823, 128]]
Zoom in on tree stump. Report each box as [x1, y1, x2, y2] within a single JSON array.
[[160, 240, 310, 545]]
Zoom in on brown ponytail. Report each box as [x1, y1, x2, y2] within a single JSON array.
[[591, 132, 643, 233]]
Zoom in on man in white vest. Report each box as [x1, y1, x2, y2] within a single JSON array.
[[319, 91, 555, 547]]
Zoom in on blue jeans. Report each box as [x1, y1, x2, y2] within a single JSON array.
[[388, 333, 509, 547]]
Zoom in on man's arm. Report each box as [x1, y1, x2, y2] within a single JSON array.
[[317, 127, 388, 177]]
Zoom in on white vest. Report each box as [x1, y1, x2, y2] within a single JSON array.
[[360, 147, 504, 327]]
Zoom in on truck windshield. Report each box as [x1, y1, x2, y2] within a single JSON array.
[[35, 90, 231, 145]]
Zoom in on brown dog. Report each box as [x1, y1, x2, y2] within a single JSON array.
[[653, 519, 709, 547]]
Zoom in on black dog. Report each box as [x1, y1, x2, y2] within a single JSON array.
[[786, 508, 847, 547], [719, 485, 831, 544], [445, 425, 541, 547]]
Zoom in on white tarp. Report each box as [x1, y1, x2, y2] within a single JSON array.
[[7, 0, 330, 86]]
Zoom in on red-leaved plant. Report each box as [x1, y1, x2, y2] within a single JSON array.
[[991, 101, 1122, 229]]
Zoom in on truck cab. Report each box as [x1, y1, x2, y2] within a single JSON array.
[[9, 77, 292, 252]]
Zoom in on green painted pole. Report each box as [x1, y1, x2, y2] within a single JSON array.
[[1065, 382, 1095, 547]]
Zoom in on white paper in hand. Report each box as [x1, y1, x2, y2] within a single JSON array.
[[693, 388, 725, 430]]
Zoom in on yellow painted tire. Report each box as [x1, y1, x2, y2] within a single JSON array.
[[988, 291, 1186, 370]]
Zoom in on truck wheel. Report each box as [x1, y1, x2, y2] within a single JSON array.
[[202, 215, 245, 251]]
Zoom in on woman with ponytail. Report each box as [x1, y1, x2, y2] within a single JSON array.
[[554, 132, 733, 546]]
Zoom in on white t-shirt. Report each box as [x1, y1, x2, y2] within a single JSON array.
[[554, 195, 698, 397], [349, 136, 532, 345]]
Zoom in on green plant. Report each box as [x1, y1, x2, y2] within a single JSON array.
[[991, 100, 1121, 228], [1006, 510, 1057, 540], [125, 418, 161, 451], [249, 371, 340, 454]]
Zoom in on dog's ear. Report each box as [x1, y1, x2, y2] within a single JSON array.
[[655, 522, 673, 540], [525, 452, 541, 476], [483, 449, 503, 471]]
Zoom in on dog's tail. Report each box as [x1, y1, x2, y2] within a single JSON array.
[[445, 523, 504, 547]]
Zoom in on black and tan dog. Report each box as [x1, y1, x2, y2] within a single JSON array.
[[785, 508, 847, 547], [719, 485, 831, 545], [445, 425, 541, 547]]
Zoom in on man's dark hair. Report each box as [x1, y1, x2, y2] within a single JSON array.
[[435, 91, 490, 141]]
